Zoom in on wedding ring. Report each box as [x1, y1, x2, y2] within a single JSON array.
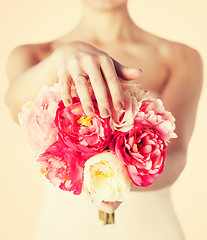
[[73, 73, 88, 82]]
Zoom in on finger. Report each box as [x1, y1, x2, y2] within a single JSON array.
[[85, 64, 111, 118], [100, 57, 124, 111], [67, 59, 95, 115], [112, 58, 142, 80], [72, 73, 94, 115], [57, 65, 72, 107]]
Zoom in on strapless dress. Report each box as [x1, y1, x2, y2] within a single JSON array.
[[33, 180, 185, 240]]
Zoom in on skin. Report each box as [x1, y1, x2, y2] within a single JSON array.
[[5, 0, 203, 214]]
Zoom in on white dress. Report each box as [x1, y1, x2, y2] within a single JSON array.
[[33, 179, 185, 240]]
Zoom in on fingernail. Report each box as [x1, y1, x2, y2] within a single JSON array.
[[115, 101, 124, 111], [85, 106, 94, 115], [101, 108, 110, 118], [139, 68, 143, 73]]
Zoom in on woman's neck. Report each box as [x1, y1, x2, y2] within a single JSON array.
[[75, 3, 137, 44]]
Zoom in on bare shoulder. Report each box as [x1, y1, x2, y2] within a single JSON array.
[[147, 33, 203, 86], [166, 41, 203, 90], [156, 37, 203, 71], [6, 42, 53, 82], [8, 41, 52, 63], [136, 28, 203, 73]]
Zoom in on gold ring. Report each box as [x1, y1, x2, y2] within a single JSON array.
[[73, 73, 88, 82]]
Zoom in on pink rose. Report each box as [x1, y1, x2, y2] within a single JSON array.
[[110, 123, 166, 187], [37, 140, 83, 195], [55, 98, 113, 157], [18, 85, 61, 156], [135, 98, 177, 143]]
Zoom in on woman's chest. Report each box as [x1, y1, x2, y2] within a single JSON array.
[[100, 44, 170, 97]]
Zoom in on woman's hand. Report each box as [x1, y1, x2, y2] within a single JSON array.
[[53, 41, 141, 118]]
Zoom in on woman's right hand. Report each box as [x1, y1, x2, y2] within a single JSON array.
[[52, 41, 141, 118]]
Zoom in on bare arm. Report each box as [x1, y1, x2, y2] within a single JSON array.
[[132, 43, 203, 191], [5, 45, 57, 123], [160, 44, 203, 185]]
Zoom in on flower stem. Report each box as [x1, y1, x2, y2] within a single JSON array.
[[98, 210, 115, 225]]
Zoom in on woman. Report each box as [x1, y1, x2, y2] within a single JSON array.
[[5, 0, 203, 239]]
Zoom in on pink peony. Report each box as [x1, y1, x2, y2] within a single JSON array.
[[55, 98, 113, 158], [18, 85, 61, 156], [135, 98, 177, 143], [37, 140, 83, 195], [110, 123, 167, 187]]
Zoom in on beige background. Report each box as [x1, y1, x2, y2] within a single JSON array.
[[0, 0, 207, 239]]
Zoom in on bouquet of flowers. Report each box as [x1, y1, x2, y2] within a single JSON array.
[[18, 82, 177, 225]]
